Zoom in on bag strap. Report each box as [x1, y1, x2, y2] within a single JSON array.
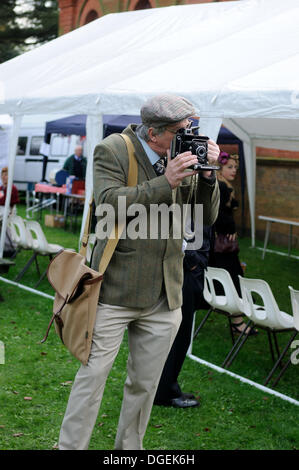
[[98, 134, 138, 274], [123, 134, 138, 187], [79, 198, 94, 256], [79, 133, 138, 274], [41, 135, 137, 345]]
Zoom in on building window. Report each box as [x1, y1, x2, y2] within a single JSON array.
[[30, 136, 44, 156], [17, 137, 28, 156], [84, 10, 99, 24]]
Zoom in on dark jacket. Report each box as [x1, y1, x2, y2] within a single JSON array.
[[63, 155, 87, 179], [214, 181, 238, 235]]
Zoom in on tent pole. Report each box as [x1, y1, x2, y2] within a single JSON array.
[[0, 114, 23, 258], [79, 114, 103, 249], [243, 140, 256, 247], [223, 119, 255, 247]]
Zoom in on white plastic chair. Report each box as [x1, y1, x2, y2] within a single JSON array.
[[8, 215, 40, 282], [193, 267, 248, 346], [9, 215, 33, 250], [223, 276, 295, 379], [25, 220, 63, 256], [25, 220, 63, 287], [290, 286, 299, 331], [264, 286, 299, 387]]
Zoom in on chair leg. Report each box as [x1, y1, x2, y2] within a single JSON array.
[[34, 269, 48, 288], [271, 358, 292, 388], [34, 255, 53, 288], [272, 331, 282, 368], [34, 255, 41, 277], [222, 319, 253, 368], [267, 331, 276, 363], [193, 308, 213, 340], [228, 317, 235, 345], [264, 330, 297, 387], [14, 253, 37, 282], [225, 329, 251, 368]]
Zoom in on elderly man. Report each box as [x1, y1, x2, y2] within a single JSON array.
[[58, 94, 220, 451], [63, 145, 87, 179]]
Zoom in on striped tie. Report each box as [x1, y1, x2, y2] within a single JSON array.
[[153, 157, 167, 176]]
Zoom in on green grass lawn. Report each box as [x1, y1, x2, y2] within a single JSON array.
[[0, 205, 298, 450]]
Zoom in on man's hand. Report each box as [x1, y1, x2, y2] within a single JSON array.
[[201, 139, 220, 178], [164, 138, 220, 188], [227, 232, 237, 241], [208, 138, 220, 164], [165, 150, 199, 189]]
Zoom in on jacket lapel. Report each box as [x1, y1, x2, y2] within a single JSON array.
[[123, 125, 157, 180]]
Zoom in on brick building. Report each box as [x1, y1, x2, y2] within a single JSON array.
[[57, 0, 299, 248], [58, 0, 232, 34]]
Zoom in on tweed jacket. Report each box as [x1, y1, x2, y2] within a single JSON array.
[[91, 124, 219, 310]]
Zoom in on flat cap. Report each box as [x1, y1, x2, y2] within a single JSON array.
[[141, 94, 196, 128]]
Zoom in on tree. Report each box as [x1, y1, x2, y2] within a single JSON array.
[[0, 0, 59, 64], [0, 1, 19, 62]]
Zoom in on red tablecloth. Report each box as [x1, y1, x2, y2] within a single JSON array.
[[35, 183, 67, 194]]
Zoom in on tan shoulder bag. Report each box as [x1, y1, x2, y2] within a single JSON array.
[[41, 134, 138, 365]]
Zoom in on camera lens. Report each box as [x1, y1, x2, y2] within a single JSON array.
[[196, 145, 206, 158]]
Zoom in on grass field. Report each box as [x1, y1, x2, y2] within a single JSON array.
[[0, 205, 298, 450]]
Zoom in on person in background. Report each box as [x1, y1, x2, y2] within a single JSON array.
[[63, 145, 87, 179], [0, 166, 19, 257], [209, 151, 257, 336], [154, 225, 212, 408], [0, 166, 20, 214]]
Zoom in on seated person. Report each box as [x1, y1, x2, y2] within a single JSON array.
[[63, 145, 87, 179], [0, 166, 19, 257], [0, 166, 20, 216]]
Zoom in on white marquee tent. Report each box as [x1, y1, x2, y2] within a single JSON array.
[[1, 0, 299, 257]]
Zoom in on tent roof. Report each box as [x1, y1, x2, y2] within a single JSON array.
[[44, 113, 242, 144], [45, 114, 87, 137], [44, 114, 142, 139], [0, 0, 299, 131], [1, 0, 298, 255]]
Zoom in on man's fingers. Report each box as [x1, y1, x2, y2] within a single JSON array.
[[208, 139, 220, 162], [172, 151, 198, 166], [208, 139, 219, 149]]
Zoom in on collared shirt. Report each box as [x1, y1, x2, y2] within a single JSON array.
[[74, 154, 82, 161], [137, 135, 161, 166]]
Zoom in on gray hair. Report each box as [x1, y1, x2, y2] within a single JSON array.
[[136, 123, 168, 142]]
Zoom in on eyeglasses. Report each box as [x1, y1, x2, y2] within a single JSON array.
[[165, 119, 193, 135]]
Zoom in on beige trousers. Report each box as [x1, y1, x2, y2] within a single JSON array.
[[58, 296, 182, 450]]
